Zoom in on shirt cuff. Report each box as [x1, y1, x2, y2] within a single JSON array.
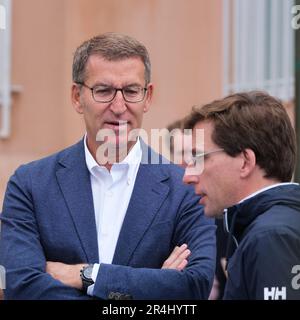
[[87, 263, 100, 296]]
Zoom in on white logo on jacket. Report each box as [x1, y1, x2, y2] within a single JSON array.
[[264, 287, 286, 300]]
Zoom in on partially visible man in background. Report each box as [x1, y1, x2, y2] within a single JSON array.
[[183, 91, 300, 299], [165, 118, 192, 167]]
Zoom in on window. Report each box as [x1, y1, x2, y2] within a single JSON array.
[[0, 0, 11, 138], [223, 0, 295, 101], [0, 3, 6, 30]]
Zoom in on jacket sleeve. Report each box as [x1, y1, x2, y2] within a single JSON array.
[[243, 230, 300, 300], [0, 167, 92, 300], [92, 190, 216, 300]]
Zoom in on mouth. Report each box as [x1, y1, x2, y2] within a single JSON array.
[[198, 193, 207, 205], [104, 120, 129, 130]]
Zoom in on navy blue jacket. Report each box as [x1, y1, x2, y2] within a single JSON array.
[[223, 184, 300, 300], [0, 140, 216, 300]]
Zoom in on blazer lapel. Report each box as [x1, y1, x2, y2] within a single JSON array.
[[56, 140, 99, 263], [112, 144, 170, 265]]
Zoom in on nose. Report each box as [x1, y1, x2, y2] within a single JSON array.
[[109, 90, 127, 115], [182, 167, 200, 185]]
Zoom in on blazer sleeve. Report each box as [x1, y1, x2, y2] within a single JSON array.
[[0, 166, 92, 300], [92, 189, 216, 300]]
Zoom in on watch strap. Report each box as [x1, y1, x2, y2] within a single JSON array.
[[80, 264, 94, 293]]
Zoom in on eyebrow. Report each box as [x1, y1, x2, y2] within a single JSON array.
[[92, 82, 142, 87]]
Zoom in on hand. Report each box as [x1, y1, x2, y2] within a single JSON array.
[[161, 243, 191, 271], [220, 257, 228, 278], [208, 276, 220, 300], [46, 261, 86, 290]]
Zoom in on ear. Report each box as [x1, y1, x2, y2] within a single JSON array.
[[240, 148, 256, 178], [71, 83, 84, 114], [143, 83, 153, 113]]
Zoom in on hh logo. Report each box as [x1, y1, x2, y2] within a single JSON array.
[[264, 287, 286, 300]]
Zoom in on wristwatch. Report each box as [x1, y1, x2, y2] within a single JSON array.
[[80, 264, 94, 293]]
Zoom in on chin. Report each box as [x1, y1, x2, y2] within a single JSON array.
[[204, 207, 220, 218]]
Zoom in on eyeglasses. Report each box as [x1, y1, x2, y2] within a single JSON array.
[[189, 148, 224, 166], [76, 82, 148, 103]]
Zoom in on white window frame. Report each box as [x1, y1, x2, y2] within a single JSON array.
[[223, 0, 295, 101], [0, 0, 11, 138]]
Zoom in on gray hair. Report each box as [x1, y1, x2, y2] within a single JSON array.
[[72, 32, 151, 84]]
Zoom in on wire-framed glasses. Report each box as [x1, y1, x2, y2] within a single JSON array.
[[189, 148, 224, 166], [76, 82, 148, 103]]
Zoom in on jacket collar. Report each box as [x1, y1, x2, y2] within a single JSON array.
[[223, 183, 300, 263], [56, 138, 171, 265], [225, 183, 300, 242]]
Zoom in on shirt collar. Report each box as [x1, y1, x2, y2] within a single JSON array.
[[84, 134, 142, 177]]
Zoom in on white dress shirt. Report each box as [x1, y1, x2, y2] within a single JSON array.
[[84, 135, 142, 295]]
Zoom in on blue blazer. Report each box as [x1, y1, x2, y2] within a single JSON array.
[[0, 139, 216, 299]]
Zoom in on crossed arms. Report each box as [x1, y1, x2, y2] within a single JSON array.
[[0, 164, 216, 300], [46, 244, 191, 291]]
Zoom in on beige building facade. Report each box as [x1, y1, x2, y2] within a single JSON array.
[[0, 0, 223, 205]]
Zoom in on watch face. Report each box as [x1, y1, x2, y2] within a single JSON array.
[[83, 265, 93, 279]]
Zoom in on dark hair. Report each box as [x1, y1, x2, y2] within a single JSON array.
[[185, 91, 297, 182], [72, 32, 151, 84]]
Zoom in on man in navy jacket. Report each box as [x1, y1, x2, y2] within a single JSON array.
[[183, 91, 300, 300]]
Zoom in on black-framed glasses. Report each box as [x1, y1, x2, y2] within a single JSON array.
[[76, 82, 148, 103], [189, 148, 224, 166]]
